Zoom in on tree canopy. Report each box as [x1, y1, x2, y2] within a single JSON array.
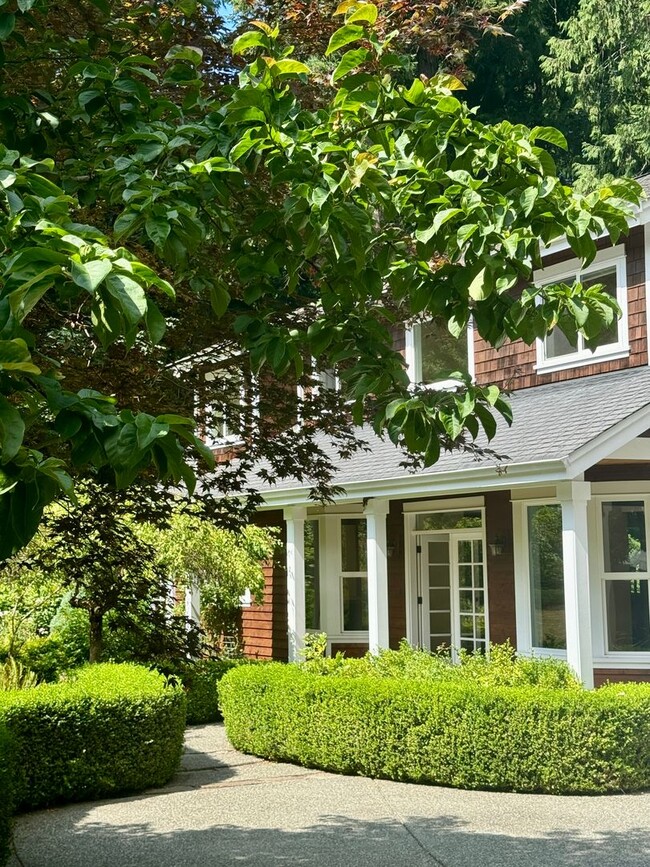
[[542, 0, 650, 184], [0, 0, 640, 557]]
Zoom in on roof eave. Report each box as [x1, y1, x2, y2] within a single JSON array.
[[258, 458, 570, 509], [564, 402, 650, 478]]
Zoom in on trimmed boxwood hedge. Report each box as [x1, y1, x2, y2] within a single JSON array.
[[172, 659, 244, 725], [0, 663, 186, 811], [0, 722, 12, 867], [220, 663, 650, 795]]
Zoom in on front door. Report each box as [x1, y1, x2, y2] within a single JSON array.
[[416, 531, 488, 655]]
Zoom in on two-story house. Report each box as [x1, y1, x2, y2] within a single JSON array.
[[232, 177, 650, 689]]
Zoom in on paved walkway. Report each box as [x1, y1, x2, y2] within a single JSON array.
[[10, 724, 650, 867]]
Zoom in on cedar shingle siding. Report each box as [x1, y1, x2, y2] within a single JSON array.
[[474, 227, 647, 390], [241, 510, 288, 660]]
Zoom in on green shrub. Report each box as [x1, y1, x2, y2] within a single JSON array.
[[0, 657, 38, 691], [15, 635, 77, 682], [0, 663, 186, 810], [160, 658, 248, 724], [301, 640, 581, 690], [0, 633, 84, 684], [220, 663, 650, 795], [0, 722, 12, 866]]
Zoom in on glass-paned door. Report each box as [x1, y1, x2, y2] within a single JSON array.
[[457, 537, 486, 653], [416, 531, 487, 655], [424, 534, 452, 649]]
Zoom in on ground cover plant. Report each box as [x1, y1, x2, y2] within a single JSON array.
[[0, 663, 186, 811], [220, 643, 650, 794]]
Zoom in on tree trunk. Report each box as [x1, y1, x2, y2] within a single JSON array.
[[88, 610, 104, 663]]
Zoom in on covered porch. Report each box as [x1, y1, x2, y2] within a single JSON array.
[[249, 366, 650, 687]]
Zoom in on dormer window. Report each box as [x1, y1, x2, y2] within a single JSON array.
[[405, 319, 474, 387], [535, 246, 628, 373]]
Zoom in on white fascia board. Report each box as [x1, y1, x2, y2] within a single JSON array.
[[257, 458, 569, 509], [564, 403, 650, 478]]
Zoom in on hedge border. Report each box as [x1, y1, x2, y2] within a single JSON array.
[[0, 722, 12, 867], [0, 663, 186, 811], [220, 663, 650, 795], [178, 659, 243, 725]]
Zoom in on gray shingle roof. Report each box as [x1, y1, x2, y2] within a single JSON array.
[[256, 365, 650, 496], [637, 174, 650, 198]]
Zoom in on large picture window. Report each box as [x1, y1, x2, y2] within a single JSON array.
[[601, 500, 650, 653], [340, 518, 368, 631], [527, 504, 566, 650]]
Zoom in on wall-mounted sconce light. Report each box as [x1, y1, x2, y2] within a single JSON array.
[[488, 535, 510, 557]]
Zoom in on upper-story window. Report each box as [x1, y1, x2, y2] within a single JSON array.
[[405, 319, 474, 387], [535, 245, 628, 374], [203, 366, 251, 447]]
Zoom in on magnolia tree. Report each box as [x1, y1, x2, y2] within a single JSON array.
[[0, 0, 640, 558]]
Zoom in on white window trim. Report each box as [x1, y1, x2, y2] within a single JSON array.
[[203, 367, 257, 448], [315, 513, 370, 646], [295, 362, 341, 431], [514, 489, 650, 668], [339, 517, 369, 635], [405, 319, 475, 388], [590, 492, 650, 666], [534, 245, 629, 374], [403, 500, 488, 654], [513, 497, 568, 659]]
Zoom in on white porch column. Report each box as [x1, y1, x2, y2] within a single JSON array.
[[285, 506, 307, 662], [557, 481, 594, 689], [184, 582, 201, 625], [364, 497, 390, 655]]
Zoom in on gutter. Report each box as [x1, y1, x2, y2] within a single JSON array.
[[258, 457, 570, 508]]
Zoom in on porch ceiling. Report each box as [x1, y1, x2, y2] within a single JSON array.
[[253, 365, 650, 506]]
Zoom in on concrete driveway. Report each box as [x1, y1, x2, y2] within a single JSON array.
[[9, 724, 650, 867]]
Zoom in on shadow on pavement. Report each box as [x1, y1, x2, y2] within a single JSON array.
[[12, 809, 650, 867]]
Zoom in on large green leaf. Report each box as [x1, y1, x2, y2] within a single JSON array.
[[135, 414, 170, 450], [347, 3, 378, 24], [333, 48, 370, 82], [0, 339, 40, 374], [0, 395, 24, 461], [326, 24, 365, 56], [104, 274, 148, 326], [0, 13, 15, 41], [145, 302, 167, 344], [272, 59, 311, 76], [164, 45, 203, 66], [71, 259, 113, 293], [145, 215, 171, 247], [232, 31, 266, 55]]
